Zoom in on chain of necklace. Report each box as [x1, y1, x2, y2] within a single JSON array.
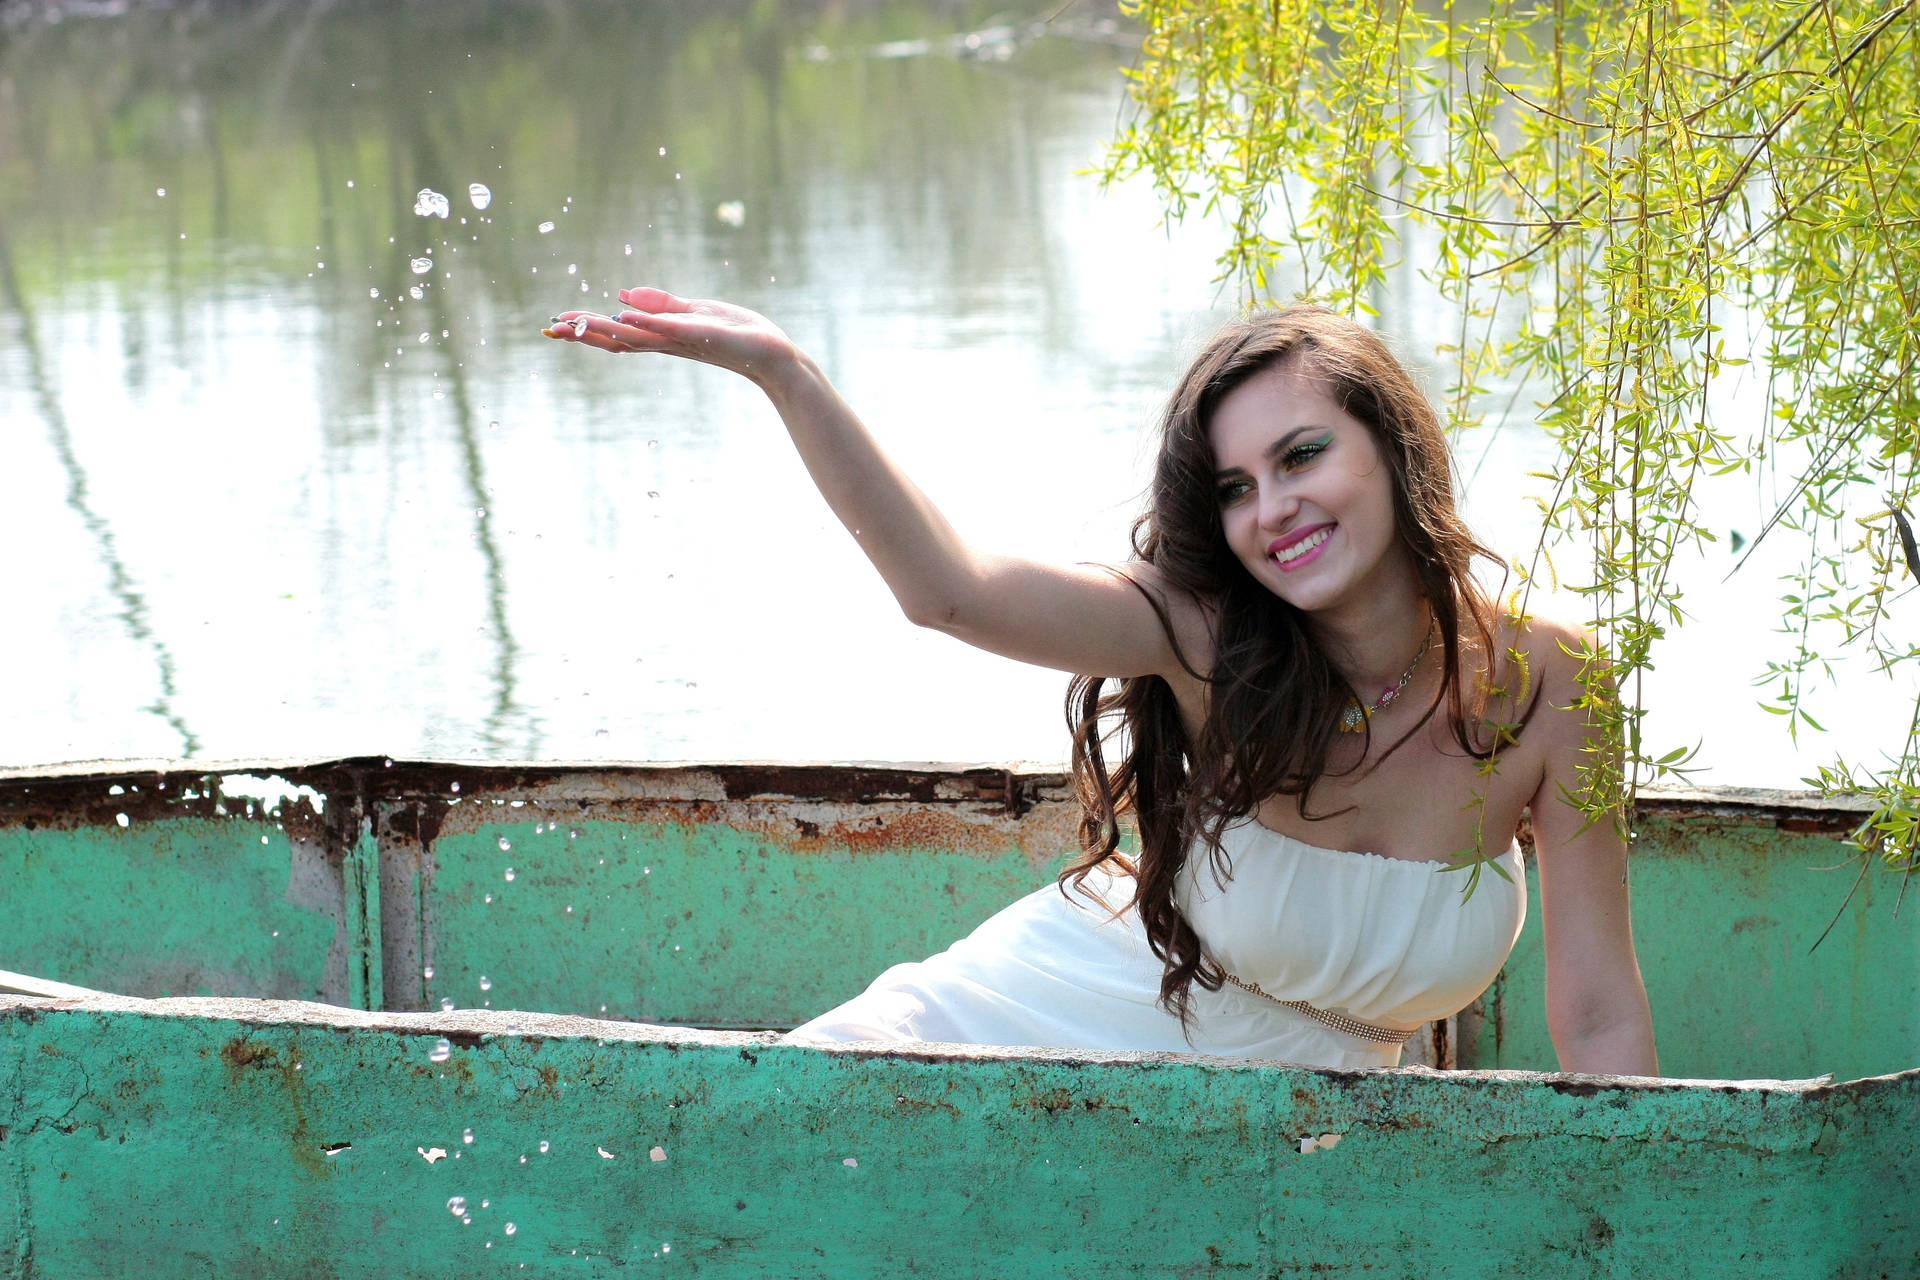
[[1337, 619, 1436, 734]]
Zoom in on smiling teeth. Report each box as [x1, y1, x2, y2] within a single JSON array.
[[1273, 528, 1332, 564]]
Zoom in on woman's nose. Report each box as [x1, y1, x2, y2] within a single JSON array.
[[1256, 483, 1298, 531]]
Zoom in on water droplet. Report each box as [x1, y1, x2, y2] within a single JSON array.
[[601, 1146, 618, 1160], [156, 187, 166, 197], [498, 837, 512, 852], [430, 1039, 452, 1063], [715, 201, 745, 228], [537, 221, 555, 234], [448, 1196, 467, 1216], [414, 188, 451, 219], [658, 147, 667, 157], [368, 287, 381, 299], [409, 285, 424, 300], [423, 965, 435, 980], [504, 1222, 516, 1236], [643, 867, 651, 875], [441, 997, 456, 1012], [479, 976, 493, 991], [463, 1128, 475, 1145], [624, 244, 633, 255], [115, 813, 129, 828], [484, 893, 494, 904], [567, 263, 578, 275], [843, 1157, 858, 1168], [538, 1140, 550, 1154], [662, 1243, 671, 1254], [411, 257, 433, 274], [648, 1146, 665, 1162], [646, 490, 660, 500], [468, 182, 493, 210]]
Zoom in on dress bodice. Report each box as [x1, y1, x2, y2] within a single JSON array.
[[1176, 815, 1528, 1028]]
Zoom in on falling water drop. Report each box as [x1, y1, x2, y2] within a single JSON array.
[[463, 1128, 475, 1145], [538, 221, 555, 234], [504, 1223, 516, 1236], [468, 182, 493, 210], [447, 1196, 467, 1216], [414, 188, 452, 219], [441, 997, 456, 1012], [479, 976, 493, 991], [498, 837, 512, 852], [503, 868, 516, 882], [369, 287, 381, 299], [411, 257, 434, 274], [430, 1039, 452, 1063], [538, 1140, 550, 1154], [409, 285, 424, 300], [423, 965, 436, 980]]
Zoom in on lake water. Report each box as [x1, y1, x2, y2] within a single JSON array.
[[1, 0, 1910, 788]]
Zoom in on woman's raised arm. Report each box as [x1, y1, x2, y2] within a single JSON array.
[[544, 288, 1208, 681]]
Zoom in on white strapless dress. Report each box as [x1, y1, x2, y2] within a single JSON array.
[[784, 815, 1527, 1069]]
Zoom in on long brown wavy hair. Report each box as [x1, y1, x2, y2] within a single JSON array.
[[1062, 306, 1522, 1029]]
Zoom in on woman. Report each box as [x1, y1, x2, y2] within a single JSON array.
[[544, 289, 1659, 1076]]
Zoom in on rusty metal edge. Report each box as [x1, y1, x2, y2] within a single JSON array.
[[0, 758, 1872, 809]]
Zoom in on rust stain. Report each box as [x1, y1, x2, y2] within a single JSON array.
[[1017, 1088, 1131, 1117], [892, 1094, 962, 1119], [220, 1038, 276, 1075]]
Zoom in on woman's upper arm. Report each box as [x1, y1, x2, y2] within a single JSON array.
[[918, 553, 1212, 682], [1524, 620, 1650, 1043]]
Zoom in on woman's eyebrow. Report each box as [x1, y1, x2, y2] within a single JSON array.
[[1212, 425, 1326, 479]]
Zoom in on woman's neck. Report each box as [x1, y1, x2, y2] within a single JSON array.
[[1309, 574, 1435, 696]]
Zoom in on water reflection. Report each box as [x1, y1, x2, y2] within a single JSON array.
[[0, 0, 1900, 783], [0, 229, 201, 758]]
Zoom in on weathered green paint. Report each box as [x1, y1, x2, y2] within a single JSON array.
[[0, 815, 337, 1002], [421, 816, 1070, 1027], [2, 764, 1917, 1275], [2, 762, 1911, 1082], [1, 996, 1909, 1277]]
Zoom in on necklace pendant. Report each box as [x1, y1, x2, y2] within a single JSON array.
[[1339, 701, 1367, 733]]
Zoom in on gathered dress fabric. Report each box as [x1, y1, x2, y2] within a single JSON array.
[[784, 815, 1527, 1069]]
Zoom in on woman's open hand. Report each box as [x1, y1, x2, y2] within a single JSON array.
[[542, 287, 797, 387]]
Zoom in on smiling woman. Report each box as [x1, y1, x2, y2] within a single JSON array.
[[543, 290, 1658, 1077]]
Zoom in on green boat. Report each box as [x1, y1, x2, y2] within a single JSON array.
[[1, 759, 1914, 1277]]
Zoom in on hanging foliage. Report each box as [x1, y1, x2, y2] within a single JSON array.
[[1100, 0, 1920, 905]]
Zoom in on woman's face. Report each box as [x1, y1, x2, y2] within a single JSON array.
[[1207, 362, 1412, 617]]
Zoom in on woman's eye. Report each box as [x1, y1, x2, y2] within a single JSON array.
[[1283, 441, 1329, 469], [1216, 480, 1251, 505]]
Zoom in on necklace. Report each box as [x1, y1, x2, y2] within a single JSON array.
[[1338, 619, 1436, 733]]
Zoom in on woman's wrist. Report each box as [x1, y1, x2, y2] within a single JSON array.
[[754, 343, 827, 405]]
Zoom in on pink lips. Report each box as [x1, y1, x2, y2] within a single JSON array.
[[1268, 523, 1335, 573]]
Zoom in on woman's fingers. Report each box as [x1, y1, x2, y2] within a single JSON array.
[[616, 286, 689, 314], [541, 311, 661, 353]]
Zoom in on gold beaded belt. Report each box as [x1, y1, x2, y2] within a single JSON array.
[[1218, 969, 1420, 1045]]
